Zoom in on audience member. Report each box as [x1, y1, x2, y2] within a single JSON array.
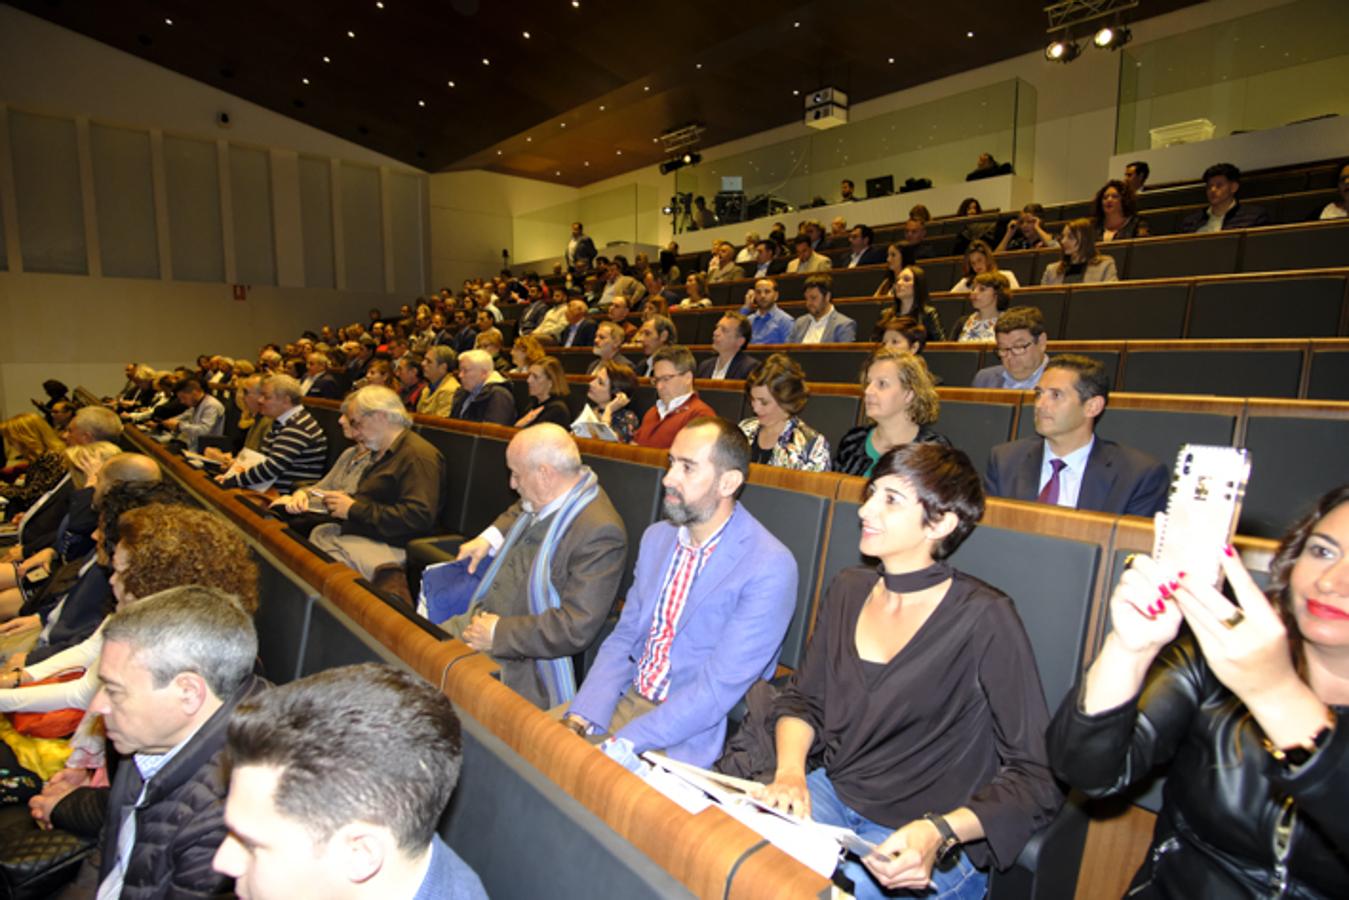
[[395, 354, 428, 411], [840, 179, 857, 202], [994, 204, 1056, 252], [829, 217, 849, 242], [1123, 160, 1149, 194], [440, 425, 627, 708], [951, 240, 1020, 292], [515, 357, 572, 429], [607, 295, 639, 341], [573, 362, 640, 443], [163, 378, 225, 451], [678, 272, 712, 309], [517, 283, 551, 336], [744, 240, 783, 279], [633, 316, 678, 377], [972, 306, 1050, 390], [1319, 160, 1348, 219], [301, 353, 343, 399], [532, 287, 572, 345], [875, 314, 930, 357], [587, 321, 635, 374], [0, 414, 67, 515], [565, 220, 597, 271], [450, 350, 516, 425], [1040, 219, 1119, 285], [219, 375, 327, 494], [846, 225, 887, 268], [558, 299, 597, 348], [1178, 162, 1271, 232], [740, 278, 795, 345], [1092, 179, 1149, 241], [955, 271, 1009, 341], [632, 347, 717, 449], [1046, 485, 1349, 899], [900, 217, 937, 265], [696, 313, 761, 380], [271, 394, 373, 517], [958, 197, 984, 216], [735, 232, 759, 265], [215, 663, 487, 899], [598, 258, 647, 310], [509, 334, 548, 375], [563, 418, 797, 767], [644, 269, 680, 308], [707, 242, 746, 284], [758, 443, 1060, 900], [82, 587, 264, 898], [835, 347, 949, 476], [310, 386, 445, 603], [984, 355, 1167, 516], [874, 257, 946, 341], [417, 345, 460, 418], [692, 195, 717, 229], [788, 274, 858, 344], [738, 354, 831, 471], [787, 235, 832, 274]]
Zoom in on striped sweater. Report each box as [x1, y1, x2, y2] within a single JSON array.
[[224, 407, 328, 492]]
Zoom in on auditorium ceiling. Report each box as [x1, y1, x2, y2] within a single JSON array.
[[13, 0, 1205, 186]]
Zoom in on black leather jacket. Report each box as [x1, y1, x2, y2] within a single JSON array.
[[1047, 637, 1348, 899]]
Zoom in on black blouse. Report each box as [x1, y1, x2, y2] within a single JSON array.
[[524, 398, 572, 429], [832, 424, 950, 477], [773, 567, 1062, 869]]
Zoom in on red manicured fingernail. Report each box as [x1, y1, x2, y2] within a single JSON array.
[[1223, 545, 1235, 557], [1159, 584, 1172, 599], [1177, 571, 1187, 578]]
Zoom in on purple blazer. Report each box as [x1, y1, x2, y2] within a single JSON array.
[[570, 502, 798, 765]]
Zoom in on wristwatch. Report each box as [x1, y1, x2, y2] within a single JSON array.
[[1263, 709, 1337, 773], [922, 812, 961, 866]]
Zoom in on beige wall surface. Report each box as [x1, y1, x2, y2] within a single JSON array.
[[0, 273, 390, 418]]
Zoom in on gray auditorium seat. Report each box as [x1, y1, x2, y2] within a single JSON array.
[[1240, 415, 1349, 538], [1127, 233, 1240, 279], [938, 398, 1019, 476], [579, 454, 662, 599], [1188, 276, 1345, 338], [1013, 289, 1068, 340], [803, 392, 863, 450], [696, 385, 746, 422], [923, 348, 984, 386], [1121, 348, 1303, 397], [1063, 284, 1188, 340], [1306, 349, 1349, 400], [1240, 220, 1349, 271]]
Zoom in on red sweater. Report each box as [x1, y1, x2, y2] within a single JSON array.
[[632, 395, 718, 449]]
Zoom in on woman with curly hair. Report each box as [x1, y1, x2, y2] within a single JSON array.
[[834, 347, 950, 477], [0, 413, 67, 514], [1091, 179, 1149, 242]]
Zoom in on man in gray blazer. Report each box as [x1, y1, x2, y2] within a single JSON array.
[[788, 274, 857, 344], [971, 306, 1049, 390], [444, 424, 627, 709], [985, 355, 1167, 517]]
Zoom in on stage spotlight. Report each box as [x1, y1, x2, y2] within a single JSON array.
[[1093, 25, 1132, 50], [660, 152, 701, 175], [1045, 38, 1081, 62]]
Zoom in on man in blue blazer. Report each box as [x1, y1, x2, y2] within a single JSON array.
[[565, 418, 798, 766], [787, 274, 857, 344], [985, 355, 1168, 517]]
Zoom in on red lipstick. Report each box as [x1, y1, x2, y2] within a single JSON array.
[[1306, 598, 1349, 621]]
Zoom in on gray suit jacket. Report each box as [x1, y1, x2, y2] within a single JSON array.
[[788, 308, 858, 343], [444, 485, 627, 709], [984, 437, 1168, 517]]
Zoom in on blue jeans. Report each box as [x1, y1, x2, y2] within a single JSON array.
[[806, 769, 988, 900]]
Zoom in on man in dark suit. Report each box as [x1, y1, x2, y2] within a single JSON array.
[[985, 355, 1168, 517], [1177, 162, 1271, 233], [442, 424, 627, 709], [749, 240, 788, 279], [558, 299, 597, 348], [566, 221, 597, 271], [696, 313, 761, 380], [901, 217, 938, 266], [844, 225, 887, 268]]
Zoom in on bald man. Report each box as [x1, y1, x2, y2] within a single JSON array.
[[434, 424, 627, 709]]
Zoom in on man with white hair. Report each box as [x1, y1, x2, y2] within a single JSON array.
[[310, 386, 444, 605], [218, 375, 327, 493], [449, 350, 516, 425], [437, 424, 627, 709]]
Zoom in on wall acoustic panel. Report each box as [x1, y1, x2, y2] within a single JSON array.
[[388, 170, 423, 295], [298, 156, 335, 289], [230, 145, 276, 286], [340, 163, 384, 293], [90, 123, 159, 279], [163, 135, 224, 283], [9, 110, 86, 274]]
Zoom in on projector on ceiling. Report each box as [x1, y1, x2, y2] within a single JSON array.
[[804, 86, 848, 130]]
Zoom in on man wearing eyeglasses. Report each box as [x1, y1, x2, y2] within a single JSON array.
[[972, 307, 1049, 390], [632, 346, 716, 449]]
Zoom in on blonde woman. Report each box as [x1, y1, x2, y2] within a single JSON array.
[[833, 348, 949, 476], [0, 414, 67, 514]]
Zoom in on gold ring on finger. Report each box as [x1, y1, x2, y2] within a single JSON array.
[[1221, 609, 1245, 629]]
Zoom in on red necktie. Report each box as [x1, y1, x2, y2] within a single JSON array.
[[1038, 459, 1067, 506]]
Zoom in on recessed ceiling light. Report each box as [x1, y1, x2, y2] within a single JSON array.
[[793, 21, 800, 27], [496, 150, 503, 156], [482, 58, 490, 65], [560, 122, 566, 128], [525, 136, 532, 142], [523, 30, 531, 39], [599, 105, 606, 111], [616, 150, 622, 155], [418, 100, 426, 107], [302, 77, 310, 85], [164, 18, 173, 26], [571, 1, 580, 7], [695, 63, 702, 69], [792, 89, 799, 96], [376, 1, 384, 7], [347, 30, 356, 38], [967, 31, 974, 38], [447, 80, 455, 87], [584, 161, 590, 166], [555, 170, 561, 176], [323, 56, 331, 63], [643, 85, 649, 91], [888, 57, 895, 64]]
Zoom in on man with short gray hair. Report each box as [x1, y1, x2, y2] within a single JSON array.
[[90, 585, 266, 899], [449, 350, 516, 425], [69, 406, 124, 446], [310, 386, 444, 605], [218, 374, 327, 493], [434, 424, 627, 709]]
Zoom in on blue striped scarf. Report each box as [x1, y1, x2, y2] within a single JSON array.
[[468, 466, 599, 706]]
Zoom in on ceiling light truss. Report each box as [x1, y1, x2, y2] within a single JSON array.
[[658, 123, 705, 156], [1043, 0, 1138, 33]]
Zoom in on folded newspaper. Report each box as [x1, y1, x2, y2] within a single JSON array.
[[640, 752, 874, 877]]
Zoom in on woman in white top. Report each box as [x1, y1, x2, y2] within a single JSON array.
[[950, 241, 1020, 292], [678, 272, 712, 308], [954, 272, 1012, 343]]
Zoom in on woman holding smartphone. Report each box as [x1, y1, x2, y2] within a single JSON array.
[[1047, 484, 1349, 898], [758, 443, 1062, 899]]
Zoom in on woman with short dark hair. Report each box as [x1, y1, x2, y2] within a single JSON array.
[[1040, 219, 1119, 285], [759, 443, 1062, 900], [515, 357, 571, 429], [738, 354, 831, 471]]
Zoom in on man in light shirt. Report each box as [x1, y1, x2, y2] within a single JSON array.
[[696, 314, 761, 380], [787, 274, 857, 344], [1178, 162, 1270, 233], [740, 278, 794, 344], [785, 235, 831, 275], [984, 355, 1167, 516]]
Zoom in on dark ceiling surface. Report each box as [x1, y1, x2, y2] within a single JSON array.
[[11, 0, 1204, 186]]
